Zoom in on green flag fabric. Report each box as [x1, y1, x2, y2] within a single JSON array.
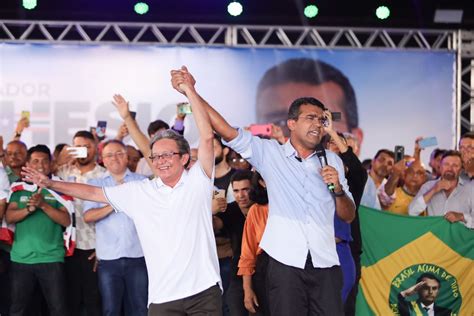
[[356, 206, 473, 315]]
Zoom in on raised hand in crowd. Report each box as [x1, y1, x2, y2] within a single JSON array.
[[13, 116, 30, 141], [115, 123, 129, 141], [112, 94, 152, 169], [323, 110, 349, 154], [270, 124, 286, 144]]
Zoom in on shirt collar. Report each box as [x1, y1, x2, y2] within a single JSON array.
[[283, 139, 317, 160], [421, 302, 434, 310], [154, 169, 188, 189], [104, 168, 133, 183]]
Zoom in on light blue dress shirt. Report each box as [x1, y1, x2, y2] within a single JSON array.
[[84, 169, 146, 260], [224, 129, 353, 269]]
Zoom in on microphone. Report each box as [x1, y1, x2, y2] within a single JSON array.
[[315, 144, 335, 193], [295, 156, 302, 162]]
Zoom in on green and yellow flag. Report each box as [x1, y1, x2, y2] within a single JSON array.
[[356, 206, 473, 316]]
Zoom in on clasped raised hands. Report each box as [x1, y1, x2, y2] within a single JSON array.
[[170, 66, 196, 95]]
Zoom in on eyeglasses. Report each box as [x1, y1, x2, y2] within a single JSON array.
[[298, 114, 327, 126], [102, 151, 127, 159], [149, 152, 180, 162]]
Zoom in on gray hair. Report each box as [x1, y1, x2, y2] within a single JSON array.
[[149, 129, 191, 157]]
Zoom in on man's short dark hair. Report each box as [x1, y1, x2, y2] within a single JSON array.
[[257, 58, 358, 129], [27, 144, 51, 162], [460, 131, 474, 142], [441, 150, 462, 162], [147, 120, 170, 137], [102, 139, 126, 151], [73, 130, 95, 141], [430, 148, 446, 160], [249, 171, 268, 205], [374, 149, 394, 160], [288, 97, 326, 120], [416, 273, 441, 287], [230, 170, 254, 185], [149, 129, 191, 168]]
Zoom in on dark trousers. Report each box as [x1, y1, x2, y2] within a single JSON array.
[[98, 257, 148, 316], [252, 252, 269, 316], [266, 254, 344, 316], [0, 249, 11, 316], [148, 284, 222, 316], [65, 249, 101, 316], [10, 262, 68, 316], [226, 277, 246, 316], [219, 257, 232, 316]]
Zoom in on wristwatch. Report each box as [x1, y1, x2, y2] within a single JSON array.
[[333, 189, 345, 197], [14, 132, 21, 138]]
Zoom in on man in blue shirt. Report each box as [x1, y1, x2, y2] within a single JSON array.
[[170, 67, 356, 315], [83, 140, 148, 316]]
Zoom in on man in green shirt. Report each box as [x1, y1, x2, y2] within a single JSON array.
[[6, 144, 71, 316]]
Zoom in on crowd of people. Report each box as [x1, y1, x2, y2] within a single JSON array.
[[0, 66, 473, 316]]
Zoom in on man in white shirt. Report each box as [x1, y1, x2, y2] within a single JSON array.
[[22, 67, 222, 315]]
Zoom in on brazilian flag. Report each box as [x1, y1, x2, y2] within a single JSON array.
[[356, 206, 473, 315]]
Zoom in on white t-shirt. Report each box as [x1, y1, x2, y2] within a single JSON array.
[[103, 162, 221, 305]]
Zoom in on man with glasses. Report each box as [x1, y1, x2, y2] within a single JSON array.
[[22, 67, 222, 315], [83, 140, 148, 316]]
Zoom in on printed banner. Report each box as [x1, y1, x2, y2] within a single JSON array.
[[0, 44, 455, 163], [356, 206, 473, 315]]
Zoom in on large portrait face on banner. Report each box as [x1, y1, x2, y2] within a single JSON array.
[[0, 44, 455, 164]]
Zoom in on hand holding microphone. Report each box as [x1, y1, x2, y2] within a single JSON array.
[[315, 144, 342, 194]]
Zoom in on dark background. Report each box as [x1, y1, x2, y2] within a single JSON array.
[[0, 0, 472, 29]]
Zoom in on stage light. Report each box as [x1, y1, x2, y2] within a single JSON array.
[[376, 6, 390, 20], [304, 5, 319, 19], [22, 0, 37, 10], [134, 2, 149, 15], [227, 2, 243, 17]]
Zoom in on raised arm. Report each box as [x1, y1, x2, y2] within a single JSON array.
[[170, 66, 215, 177], [112, 94, 153, 170], [170, 66, 238, 142], [21, 166, 107, 203]]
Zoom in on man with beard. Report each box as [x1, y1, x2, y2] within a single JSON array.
[[57, 130, 105, 316], [214, 170, 254, 316], [409, 151, 473, 228], [360, 149, 394, 210]]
